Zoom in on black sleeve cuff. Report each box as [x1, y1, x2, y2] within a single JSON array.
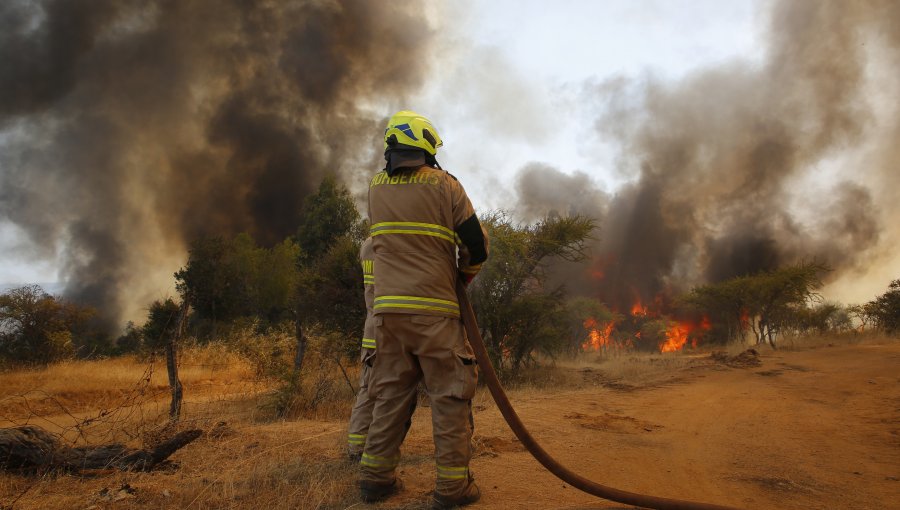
[[456, 214, 487, 265]]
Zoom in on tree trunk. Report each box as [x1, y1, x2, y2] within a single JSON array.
[[751, 318, 763, 345], [293, 311, 307, 378], [167, 300, 189, 421]]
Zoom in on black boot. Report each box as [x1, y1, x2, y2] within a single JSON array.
[[432, 480, 480, 509], [359, 477, 404, 503]]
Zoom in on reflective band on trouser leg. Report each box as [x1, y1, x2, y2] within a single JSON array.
[[360, 452, 400, 469], [370, 222, 456, 244], [436, 464, 469, 480], [374, 295, 460, 316], [348, 433, 366, 447], [361, 337, 376, 349]]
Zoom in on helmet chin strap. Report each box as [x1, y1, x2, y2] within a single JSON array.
[[384, 146, 441, 175], [425, 152, 441, 170]]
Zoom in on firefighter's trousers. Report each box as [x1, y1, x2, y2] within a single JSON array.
[[347, 347, 376, 455], [360, 313, 477, 498]]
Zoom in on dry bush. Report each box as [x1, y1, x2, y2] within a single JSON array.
[[264, 335, 359, 422], [592, 353, 695, 384], [498, 359, 585, 391], [220, 320, 297, 378]]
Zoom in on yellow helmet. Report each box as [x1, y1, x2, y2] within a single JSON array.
[[383, 110, 443, 155]]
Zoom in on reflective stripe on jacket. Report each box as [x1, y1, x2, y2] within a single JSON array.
[[368, 165, 484, 317], [360, 237, 376, 348]]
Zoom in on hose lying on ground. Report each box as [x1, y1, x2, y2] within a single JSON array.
[[456, 282, 741, 510]]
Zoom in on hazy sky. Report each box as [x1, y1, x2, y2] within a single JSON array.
[[2, 0, 897, 311], [414, 0, 765, 208]]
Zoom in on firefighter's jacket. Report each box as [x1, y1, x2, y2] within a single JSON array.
[[360, 237, 376, 351], [368, 165, 488, 318]]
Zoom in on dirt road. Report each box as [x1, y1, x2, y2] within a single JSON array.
[[2, 341, 898, 509], [386, 342, 900, 509]]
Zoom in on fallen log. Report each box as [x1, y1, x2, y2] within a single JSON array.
[[0, 425, 201, 474]]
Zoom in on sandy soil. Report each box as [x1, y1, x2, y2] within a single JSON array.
[[380, 342, 900, 509], [2, 341, 898, 509]]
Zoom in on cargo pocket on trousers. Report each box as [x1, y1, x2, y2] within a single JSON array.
[[450, 350, 478, 400], [359, 350, 376, 389]]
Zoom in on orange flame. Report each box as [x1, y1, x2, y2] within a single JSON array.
[[659, 316, 710, 353], [660, 322, 689, 352], [631, 300, 649, 316], [582, 318, 614, 351]]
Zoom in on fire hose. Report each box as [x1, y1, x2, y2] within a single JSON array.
[[455, 282, 741, 510]]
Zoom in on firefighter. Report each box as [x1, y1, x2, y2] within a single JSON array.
[[348, 237, 420, 462], [359, 110, 488, 509], [345, 237, 377, 461]]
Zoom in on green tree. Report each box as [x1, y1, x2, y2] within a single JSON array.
[[744, 262, 828, 348], [0, 285, 94, 364], [296, 235, 366, 358], [292, 176, 366, 370], [175, 233, 301, 334], [682, 262, 829, 348], [175, 236, 244, 325], [468, 211, 595, 374], [115, 321, 143, 354], [142, 298, 182, 352], [866, 279, 900, 334], [847, 302, 879, 331], [791, 302, 851, 335], [681, 277, 750, 344], [295, 175, 362, 265], [172, 176, 365, 376]]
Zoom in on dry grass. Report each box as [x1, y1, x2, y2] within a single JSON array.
[[776, 330, 894, 350], [0, 337, 367, 509], [576, 332, 897, 388], [586, 352, 696, 385], [0, 343, 265, 444], [3, 331, 896, 509], [0, 421, 360, 510], [0, 344, 254, 398]]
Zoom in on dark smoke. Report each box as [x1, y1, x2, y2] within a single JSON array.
[[0, 0, 436, 329], [519, 0, 899, 311], [514, 163, 609, 222]]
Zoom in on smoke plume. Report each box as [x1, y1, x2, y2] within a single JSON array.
[[519, 0, 900, 310], [0, 0, 436, 328]]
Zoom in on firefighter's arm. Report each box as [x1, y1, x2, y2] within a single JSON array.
[[449, 177, 488, 285], [457, 224, 489, 286]]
